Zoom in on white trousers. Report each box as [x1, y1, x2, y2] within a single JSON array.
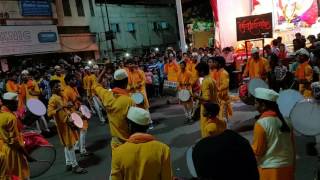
[[75, 130, 87, 153], [93, 96, 106, 123], [64, 146, 78, 167]]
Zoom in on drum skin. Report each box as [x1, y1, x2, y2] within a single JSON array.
[[178, 90, 191, 102], [290, 99, 320, 136]]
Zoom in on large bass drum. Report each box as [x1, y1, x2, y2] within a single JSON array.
[[239, 78, 269, 105], [290, 99, 320, 136], [23, 131, 56, 178], [277, 90, 304, 118]]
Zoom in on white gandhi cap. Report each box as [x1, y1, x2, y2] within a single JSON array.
[[3, 92, 18, 101], [254, 88, 279, 102], [127, 107, 151, 126], [114, 69, 128, 80], [296, 48, 310, 57]]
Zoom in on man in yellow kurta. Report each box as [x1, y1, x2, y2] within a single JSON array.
[[47, 80, 87, 174], [212, 57, 233, 121], [111, 107, 172, 180], [63, 74, 91, 157], [243, 48, 270, 80], [164, 55, 180, 82], [294, 48, 313, 98], [0, 92, 30, 180], [195, 62, 218, 138], [178, 61, 193, 123], [50, 66, 66, 89], [5, 72, 25, 111], [126, 60, 149, 110], [93, 68, 134, 152]]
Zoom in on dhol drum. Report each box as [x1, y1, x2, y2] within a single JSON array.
[[277, 90, 304, 118], [23, 131, 56, 178], [311, 82, 320, 100], [163, 80, 178, 96], [131, 92, 144, 105], [248, 78, 269, 96], [290, 99, 320, 136], [69, 113, 83, 129], [239, 78, 269, 105], [178, 89, 191, 102], [80, 105, 92, 119], [24, 99, 47, 126]]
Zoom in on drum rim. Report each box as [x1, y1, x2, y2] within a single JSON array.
[[80, 105, 91, 118]]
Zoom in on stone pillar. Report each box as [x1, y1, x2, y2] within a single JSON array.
[[175, 0, 187, 52]]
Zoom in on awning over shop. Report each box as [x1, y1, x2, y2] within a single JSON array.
[[59, 33, 98, 53]]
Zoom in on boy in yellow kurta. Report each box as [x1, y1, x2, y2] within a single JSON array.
[[195, 62, 218, 138], [0, 92, 30, 180], [93, 68, 135, 152], [212, 56, 233, 121], [178, 61, 193, 123], [295, 48, 313, 98], [126, 61, 150, 110], [111, 107, 172, 180], [47, 80, 87, 174], [63, 74, 91, 157]]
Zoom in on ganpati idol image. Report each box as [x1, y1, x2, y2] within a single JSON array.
[[277, 0, 318, 26]]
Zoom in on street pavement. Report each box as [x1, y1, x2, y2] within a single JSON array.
[[33, 97, 318, 180]]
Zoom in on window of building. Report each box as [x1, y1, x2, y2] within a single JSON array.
[[75, 0, 85, 17], [127, 23, 135, 32], [62, 0, 72, 16], [111, 23, 120, 33], [89, 0, 95, 16], [160, 21, 169, 30]]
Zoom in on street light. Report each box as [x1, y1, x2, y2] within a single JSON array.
[[155, 47, 159, 52], [125, 53, 130, 57], [88, 60, 93, 65]]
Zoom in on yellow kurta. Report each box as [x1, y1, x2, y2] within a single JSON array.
[[127, 69, 149, 109], [164, 62, 180, 82], [48, 94, 79, 148], [83, 75, 89, 95], [111, 133, 172, 180], [63, 85, 88, 130], [215, 69, 233, 120], [51, 74, 66, 89], [87, 74, 97, 98], [0, 151, 7, 179], [26, 80, 41, 100], [243, 57, 270, 79], [295, 61, 313, 98], [94, 85, 134, 150], [200, 75, 218, 138], [0, 111, 29, 179]]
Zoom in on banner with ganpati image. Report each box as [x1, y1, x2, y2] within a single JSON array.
[[252, 0, 318, 27]]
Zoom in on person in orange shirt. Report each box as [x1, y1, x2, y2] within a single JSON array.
[[207, 58, 218, 80], [164, 54, 180, 104], [178, 61, 193, 123], [202, 102, 226, 137], [126, 60, 150, 110], [188, 55, 199, 86], [6, 72, 19, 93], [212, 56, 233, 122], [51, 66, 66, 89], [63, 74, 92, 157], [243, 48, 270, 80], [295, 48, 313, 97], [164, 54, 180, 82], [25, 72, 41, 100]]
